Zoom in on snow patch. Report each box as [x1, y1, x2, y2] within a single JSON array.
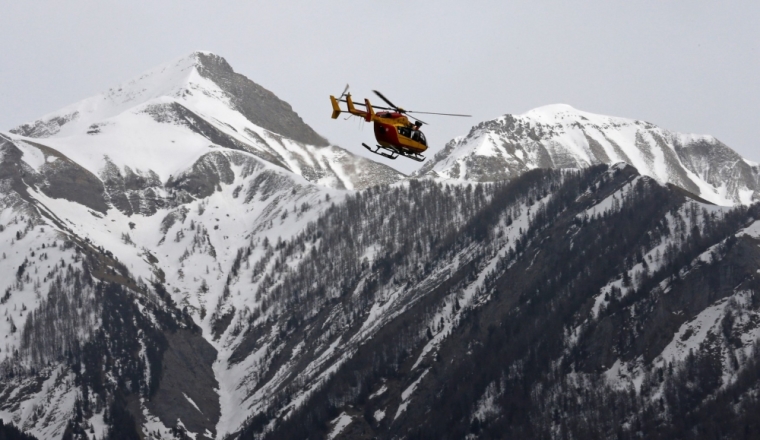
[[394, 368, 429, 420], [327, 412, 352, 440], [183, 392, 203, 415]]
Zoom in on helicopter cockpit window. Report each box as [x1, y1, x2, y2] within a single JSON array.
[[398, 126, 411, 138], [416, 131, 427, 146]]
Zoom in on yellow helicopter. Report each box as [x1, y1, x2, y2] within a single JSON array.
[[330, 86, 470, 162]]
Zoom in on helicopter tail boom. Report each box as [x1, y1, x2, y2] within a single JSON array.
[[330, 94, 376, 122], [346, 95, 374, 122]]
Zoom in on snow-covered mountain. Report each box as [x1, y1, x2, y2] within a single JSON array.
[[0, 52, 403, 439], [2, 53, 760, 440], [417, 104, 760, 206], [10, 51, 402, 197]]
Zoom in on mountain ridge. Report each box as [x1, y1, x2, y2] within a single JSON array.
[[10, 51, 327, 147], [416, 103, 759, 206], [5, 52, 403, 210]]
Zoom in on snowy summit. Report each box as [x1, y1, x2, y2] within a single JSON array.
[[9, 51, 401, 190], [417, 103, 760, 206]]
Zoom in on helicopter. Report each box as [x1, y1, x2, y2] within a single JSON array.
[[330, 86, 470, 162]]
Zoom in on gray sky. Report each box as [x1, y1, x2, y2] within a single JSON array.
[[2, 1, 758, 174]]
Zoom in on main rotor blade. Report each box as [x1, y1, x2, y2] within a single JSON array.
[[407, 110, 472, 117], [372, 90, 400, 110], [407, 114, 429, 125]]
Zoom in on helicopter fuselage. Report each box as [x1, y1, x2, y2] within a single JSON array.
[[373, 112, 427, 154]]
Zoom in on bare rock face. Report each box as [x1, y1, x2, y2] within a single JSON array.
[[145, 329, 220, 438], [195, 52, 329, 147], [0, 134, 108, 213], [674, 137, 760, 202], [10, 112, 79, 138], [0, 135, 39, 194], [166, 151, 236, 199], [100, 158, 165, 216]]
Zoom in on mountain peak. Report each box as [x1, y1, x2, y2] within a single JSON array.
[[189, 52, 329, 146], [6, 52, 399, 192], [523, 103, 579, 117], [10, 51, 328, 146], [418, 105, 759, 206], [515, 103, 638, 128]]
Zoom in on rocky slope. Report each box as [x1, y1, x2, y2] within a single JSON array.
[[416, 104, 760, 206], [261, 164, 760, 440]]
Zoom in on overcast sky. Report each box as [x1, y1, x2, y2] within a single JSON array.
[[1, 1, 758, 174]]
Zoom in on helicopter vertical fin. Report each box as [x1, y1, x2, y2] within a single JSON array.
[[346, 94, 369, 119], [346, 94, 358, 114], [330, 95, 342, 119], [364, 99, 374, 122]]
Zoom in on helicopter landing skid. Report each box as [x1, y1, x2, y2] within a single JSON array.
[[363, 143, 398, 160], [362, 143, 425, 162]]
